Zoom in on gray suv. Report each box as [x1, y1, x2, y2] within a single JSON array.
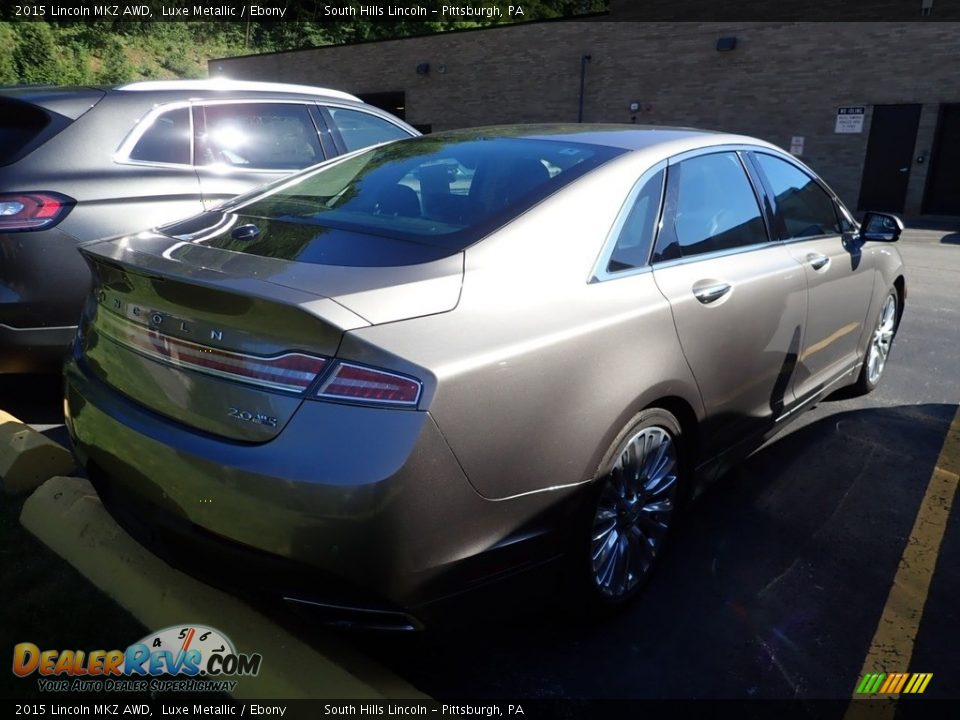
[[0, 79, 418, 373]]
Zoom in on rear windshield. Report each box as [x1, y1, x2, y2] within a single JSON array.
[[0, 100, 52, 166], [231, 135, 625, 251]]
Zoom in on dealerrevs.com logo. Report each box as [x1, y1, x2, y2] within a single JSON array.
[[12, 625, 262, 693]]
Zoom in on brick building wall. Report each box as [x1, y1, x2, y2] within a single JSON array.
[[210, 21, 960, 215]]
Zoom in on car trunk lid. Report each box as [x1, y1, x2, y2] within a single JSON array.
[[77, 225, 462, 441]]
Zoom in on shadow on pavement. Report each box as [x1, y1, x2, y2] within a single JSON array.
[[0, 373, 64, 426], [300, 402, 957, 700]]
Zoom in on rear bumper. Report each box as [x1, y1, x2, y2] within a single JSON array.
[[84, 457, 424, 630], [0, 323, 76, 373], [0, 227, 88, 371], [64, 356, 569, 622]]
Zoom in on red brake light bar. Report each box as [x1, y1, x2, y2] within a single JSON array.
[[97, 310, 326, 394], [96, 310, 422, 405]]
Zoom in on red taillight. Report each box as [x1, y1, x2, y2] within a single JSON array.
[[94, 310, 421, 403], [0, 192, 74, 232], [317, 362, 422, 406], [97, 310, 326, 394]]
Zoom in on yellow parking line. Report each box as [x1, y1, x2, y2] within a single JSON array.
[[846, 405, 960, 714]]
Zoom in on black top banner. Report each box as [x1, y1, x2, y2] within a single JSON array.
[[0, 0, 957, 23]]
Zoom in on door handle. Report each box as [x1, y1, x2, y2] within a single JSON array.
[[899, 167, 909, 173], [693, 282, 732, 304], [807, 253, 831, 271]]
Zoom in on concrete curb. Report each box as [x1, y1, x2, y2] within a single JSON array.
[[0, 410, 75, 495], [20, 475, 426, 700]]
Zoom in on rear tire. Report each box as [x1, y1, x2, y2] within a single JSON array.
[[852, 288, 899, 395], [569, 408, 686, 612]]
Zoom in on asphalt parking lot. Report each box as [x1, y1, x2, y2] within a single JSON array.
[[1, 228, 958, 702]]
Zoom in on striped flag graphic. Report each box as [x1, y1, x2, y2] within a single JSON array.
[[855, 672, 932, 695]]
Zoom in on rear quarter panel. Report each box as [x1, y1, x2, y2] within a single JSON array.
[[341, 149, 705, 500]]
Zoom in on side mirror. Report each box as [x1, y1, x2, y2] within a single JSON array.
[[861, 211, 904, 242]]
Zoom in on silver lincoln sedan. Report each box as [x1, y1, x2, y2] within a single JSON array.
[[64, 126, 905, 629]]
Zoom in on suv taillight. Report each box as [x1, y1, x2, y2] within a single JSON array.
[[0, 192, 74, 232]]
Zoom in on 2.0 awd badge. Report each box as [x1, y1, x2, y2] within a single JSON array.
[[227, 407, 278, 428]]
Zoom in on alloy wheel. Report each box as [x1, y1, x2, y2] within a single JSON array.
[[866, 294, 897, 385], [590, 426, 679, 599]]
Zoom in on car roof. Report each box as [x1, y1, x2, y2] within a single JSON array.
[[424, 124, 779, 154], [0, 79, 363, 114], [115, 79, 361, 102]]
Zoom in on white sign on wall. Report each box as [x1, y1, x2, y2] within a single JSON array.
[[789, 136, 805, 156], [835, 106, 866, 134]]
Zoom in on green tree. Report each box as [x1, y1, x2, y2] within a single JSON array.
[[12, 22, 60, 84], [57, 45, 92, 85], [96, 38, 134, 84], [0, 23, 18, 84], [1, 2, 611, 88]]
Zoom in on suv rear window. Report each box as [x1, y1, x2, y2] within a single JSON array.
[[232, 135, 624, 253], [128, 106, 191, 165], [0, 100, 51, 166]]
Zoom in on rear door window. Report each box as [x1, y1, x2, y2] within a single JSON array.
[[325, 107, 411, 152], [654, 152, 769, 261], [0, 100, 51, 166], [196, 103, 323, 170], [127, 106, 191, 165]]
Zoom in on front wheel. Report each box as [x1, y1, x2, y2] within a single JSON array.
[[574, 409, 684, 609], [852, 289, 899, 395]]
